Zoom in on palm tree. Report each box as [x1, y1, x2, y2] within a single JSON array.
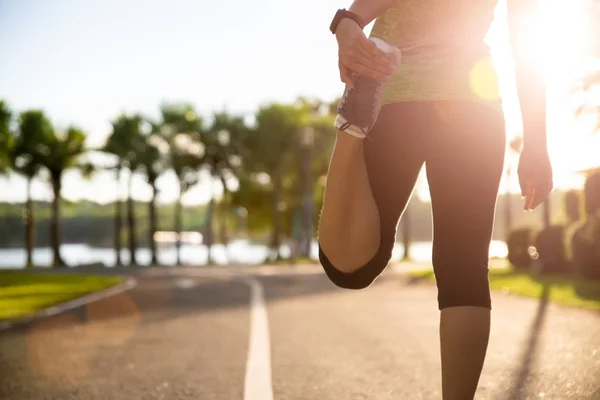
[[294, 100, 337, 258], [201, 111, 247, 264], [105, 114, 143, 266], [105, 118, 127, 267], [230, 174, 272, 237], [246, 104, 305, 260], [13, 110, 51, 267], [126, 154, 141, 266], [38, 125, 87, 267], [0, 101, 12, 175], [159, 103, 204, 266], [137, 121, 167, 266], [217, 191, 233, 262]]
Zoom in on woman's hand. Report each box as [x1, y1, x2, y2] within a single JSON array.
[[518, 145, 553, 211], [335, 18, 397, 88]]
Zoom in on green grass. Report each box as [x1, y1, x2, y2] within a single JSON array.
[[0, 271, 124, 321], [410, 267, 600, 311], [265, 256, 317, 266]]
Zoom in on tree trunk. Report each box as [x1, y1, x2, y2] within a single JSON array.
[[504, 168, 513, 240], [271, 167, 283, 261], [50, 172, 65, 267], [204, 179, 215, 266], [219, 201, 228, 243], [219, 201, 230, 264], [127, 171, 137, 266], [114, 168, 123, 267], [219, 176, 232, 264], [25, 176, 35, 268], [149, 179, 158, 266], [402, 205, 411, 260], [300, 145, 313, 258], [175, 180, 183, 266]]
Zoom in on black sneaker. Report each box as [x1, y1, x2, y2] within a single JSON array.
[[335, 38, 401, 140]]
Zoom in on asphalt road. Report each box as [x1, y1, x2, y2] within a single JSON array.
[[1, 265, 599, 400]]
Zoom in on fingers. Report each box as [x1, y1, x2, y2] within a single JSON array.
[[523, 178, 552, 211], [360, 39, 396, 69], [339, 64, 356, 89], [530, 180, 552, 210], [338, 38, 397, 82], [517, 149, 553, 212], [523, 181, 534, 211], [357, 45, 397, 74], [340, 52, 394, 81]]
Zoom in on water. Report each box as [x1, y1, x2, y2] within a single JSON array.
[[0, 240, 508, 269]]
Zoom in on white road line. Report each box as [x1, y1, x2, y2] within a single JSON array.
[[174, 278, 197, 289], [243, 278, 274, 400]]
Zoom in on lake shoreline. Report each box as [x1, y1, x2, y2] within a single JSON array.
[[0, 240, 509, 270]]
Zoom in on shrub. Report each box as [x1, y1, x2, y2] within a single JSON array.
[[584, 172, 600, 216], [535, 225, 570, 275], [571, 172, 600, 280], [562, 190, 583, 268], [564, 190, 581, 223], [571, 217, 600, 281], [507, 227, 534, 270]]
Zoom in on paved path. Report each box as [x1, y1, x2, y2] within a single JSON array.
[[0, 265, 599, 399]]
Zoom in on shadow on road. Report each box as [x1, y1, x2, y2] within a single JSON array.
[[2, 267, 403, 336], [505, 283, 551, 400], [0, 266, 412, 399], [126, 270, 400, 324]]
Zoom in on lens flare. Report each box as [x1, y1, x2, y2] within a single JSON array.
[[469, 57, 500, 102]]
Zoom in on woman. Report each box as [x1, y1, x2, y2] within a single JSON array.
[[318, 0, 553, 398]]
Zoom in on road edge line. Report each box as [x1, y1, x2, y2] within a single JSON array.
[[0, 276, 137, 332]]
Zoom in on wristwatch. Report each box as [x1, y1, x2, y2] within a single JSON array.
[[329, 9, 365, 34]]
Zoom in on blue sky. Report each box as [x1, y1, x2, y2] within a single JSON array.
[[0, 0, 346, 127], [0, 0, 598, 205], [0, 0, 352, 204]]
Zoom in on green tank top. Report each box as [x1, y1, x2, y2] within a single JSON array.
[[370, 0, 502, 111]]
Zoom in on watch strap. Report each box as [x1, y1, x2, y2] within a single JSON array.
[[330, 9, 365, 34]]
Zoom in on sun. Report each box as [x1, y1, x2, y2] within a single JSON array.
[[488, 0, 594, 91], [485, 0, 599, 191]]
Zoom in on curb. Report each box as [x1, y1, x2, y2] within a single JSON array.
[[0, 276, 137, 332]]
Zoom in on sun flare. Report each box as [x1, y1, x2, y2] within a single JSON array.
[[486, 0, 599, 191]]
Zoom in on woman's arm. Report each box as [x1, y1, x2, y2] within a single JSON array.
[[346, 0, 396, 26], [506, 0, 547, 150], [507, 0, 553, 210], [334, 0, 397, 86]]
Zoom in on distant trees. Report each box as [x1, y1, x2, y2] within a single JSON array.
[[1, 107, 88, 267], [12, 91, 590, 268], [7, 93, 570, 268]]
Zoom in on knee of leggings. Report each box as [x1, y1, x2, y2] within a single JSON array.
[[319, 247, 385, 290], [435, 264, 492, 310]]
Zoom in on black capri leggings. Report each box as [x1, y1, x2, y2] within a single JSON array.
[[319, 100, 506, 310]]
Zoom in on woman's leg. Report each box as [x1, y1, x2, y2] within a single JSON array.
[[425, 101, 506, 399], [318, 130, 381, 273], [318, 102, 426, 288]]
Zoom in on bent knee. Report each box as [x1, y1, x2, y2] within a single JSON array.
[[323, 266, 376, 290], [319, 245, 390, 290], [318, 235, 380, 275]]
